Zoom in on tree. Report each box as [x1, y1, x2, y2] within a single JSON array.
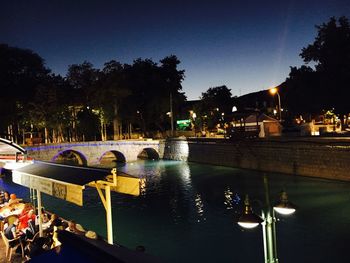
[[0, 44, 49, 142], [97, 60, 131, 140], [159, 55, 186, 134], [199, 86, 232, 131], [299, 16, 350, 126], [66, 61, 99, 106], [284, 66, 320, 118], [27, 74, 71, 143], [66, 62, 100, 140], [123, 56, 185, 137]]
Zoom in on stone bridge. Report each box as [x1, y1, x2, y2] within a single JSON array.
[[25, 140, 163, 166]]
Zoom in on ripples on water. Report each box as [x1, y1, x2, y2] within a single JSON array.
[[2, 160, 350, 263]]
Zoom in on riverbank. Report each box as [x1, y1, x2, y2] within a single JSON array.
[[22, 137, 350, 181], [162, 137, 350, 181]]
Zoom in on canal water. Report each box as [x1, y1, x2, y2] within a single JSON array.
[[1, 160, 350, 263]]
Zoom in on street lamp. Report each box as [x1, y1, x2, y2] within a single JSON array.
[[269, 87, 282, 122], [237, 176, 296, 263]]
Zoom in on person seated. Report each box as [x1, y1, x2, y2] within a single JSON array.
[[18, 209, 36, 238], [44, 213, 63, 235], [36, 209, 50, 230], [1, 191, 10, 204], [49, 214, 62, 228], [42, 212, 49, 224], [4, 217, 22, 246], [8, 193, 22, 206], [19, 203, 34, 218]]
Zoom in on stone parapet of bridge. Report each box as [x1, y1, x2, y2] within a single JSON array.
[[25, 140, 163, 166]]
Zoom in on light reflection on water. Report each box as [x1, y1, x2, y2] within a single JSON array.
[[1, 160, 350, 263]]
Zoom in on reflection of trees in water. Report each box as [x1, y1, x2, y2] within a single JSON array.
[[99, 151, 126, 169], [99, 152, 117, 167], [55, 151, 83, 166]]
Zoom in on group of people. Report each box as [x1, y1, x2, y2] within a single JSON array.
[[0, 188, 96, 260], [0, 191, 21, 207], [0, 190, 61, 259]]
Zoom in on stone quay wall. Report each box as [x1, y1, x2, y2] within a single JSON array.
[[161, 138, 350, 181]]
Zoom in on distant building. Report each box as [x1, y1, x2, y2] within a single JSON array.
[[245, 113, 282, 137]]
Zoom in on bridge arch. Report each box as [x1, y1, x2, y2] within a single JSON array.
[[52, 150, 87, 166], [137, 147, 160, 160], [99, 150, 126, 166]]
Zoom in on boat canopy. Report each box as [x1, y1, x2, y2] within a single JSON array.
[[12, 161, 142, 244]]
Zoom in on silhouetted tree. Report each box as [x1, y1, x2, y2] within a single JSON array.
[[124, 56, 185, 137], [0, 44, 49, 142], [159, 55, 186, 133], [27, 74, 71, 143], [97, 60, 131, 140], [284, 66, 320, 118], [291, 16, 350, 126], [66, 61, 99, 107], [66, 61, 100, 140], [199, 86, 232, 130]]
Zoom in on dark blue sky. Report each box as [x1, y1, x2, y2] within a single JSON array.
[[1, 0, 349, 99]]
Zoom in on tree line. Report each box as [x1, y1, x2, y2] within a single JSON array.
[[0, 47, 186, 143], [282, 16, 350, 126], [1, 16, 349, 143]]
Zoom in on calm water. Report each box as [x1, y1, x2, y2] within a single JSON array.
[[1, 160, 350, 263]]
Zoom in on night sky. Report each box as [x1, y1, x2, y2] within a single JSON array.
[[1, 0, 349, 100]]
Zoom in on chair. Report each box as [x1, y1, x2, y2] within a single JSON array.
[[24, 231, 40, 257], [26, 231, 40, 244], [1, 230, 24, 261]]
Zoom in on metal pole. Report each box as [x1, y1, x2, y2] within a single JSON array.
[[37, 190, 43, 237], [29, 188, 33, 205], [261, 211, 268, 263], [272, 209, 279, 262], [277, 92, 282, 122], [32, 189, 37, 213], [265, 212, 275, 262], [263, 175, 278, 263], [105, 185, 113, 244]]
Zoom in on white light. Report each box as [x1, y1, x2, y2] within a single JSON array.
[[273, 207, 296, 215], [4, 160, 32, 170], [238, 222, 260, 229]]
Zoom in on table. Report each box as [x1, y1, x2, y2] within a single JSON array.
[[0, 202, 25, 218]]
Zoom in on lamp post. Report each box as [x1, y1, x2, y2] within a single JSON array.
[[269, 87, 282, 122], [237, 175, 296, 263]]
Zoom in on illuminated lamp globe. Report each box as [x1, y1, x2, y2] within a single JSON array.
[[269, 87, 278, 95], [237, 195, 263, 229], [273, 191, 296, 215], [238, 212, 264, 229]]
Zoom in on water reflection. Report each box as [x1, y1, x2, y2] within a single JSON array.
[[176, 161, 191, 188], [224, 187, 238, 210], [194, 193, 206, 222], [2, 160, 350, 263]]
